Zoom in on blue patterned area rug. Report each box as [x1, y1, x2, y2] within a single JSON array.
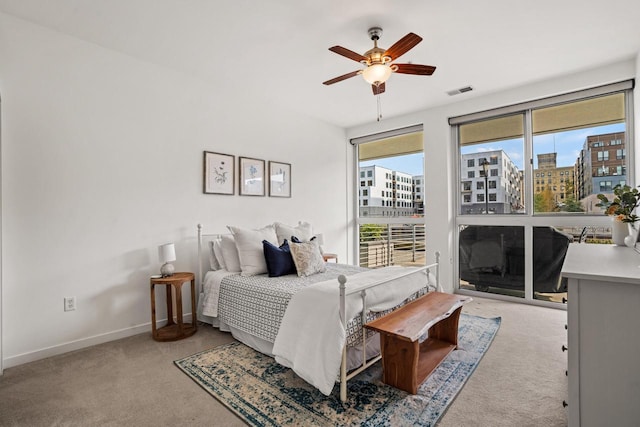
[[175, 313, 500, 427]]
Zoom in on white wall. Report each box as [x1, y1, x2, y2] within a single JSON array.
[[0, 13, 349, 367], [347, 58, 638, 293]]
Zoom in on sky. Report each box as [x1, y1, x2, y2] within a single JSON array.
[[359, 153, 424, 176], [360, 122, 626, 175], [462, 122, 626, 170]]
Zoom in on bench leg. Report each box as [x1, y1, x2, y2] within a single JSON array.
[[428, 306, 462, 347], [380, 334, 420, 394]]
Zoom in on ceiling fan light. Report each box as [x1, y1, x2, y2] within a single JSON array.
[[362, 64, 392, 85]]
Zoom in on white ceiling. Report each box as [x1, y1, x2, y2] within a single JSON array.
[[2, 0, 640, 128]]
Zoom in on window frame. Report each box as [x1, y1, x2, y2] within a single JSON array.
[[449, 80, 634, 307], [451, 80, 634, 220], [351, 125, 426, 267]]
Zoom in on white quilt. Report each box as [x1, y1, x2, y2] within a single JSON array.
[[272, 266, 429, 395]]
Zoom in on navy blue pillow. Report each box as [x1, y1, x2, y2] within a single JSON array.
[[263, 239, 297, 277]]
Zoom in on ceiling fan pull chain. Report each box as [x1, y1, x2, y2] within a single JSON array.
[[377, 93, 382, 121]]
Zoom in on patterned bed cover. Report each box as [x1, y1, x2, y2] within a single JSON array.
[[217, 263, 427, 347]]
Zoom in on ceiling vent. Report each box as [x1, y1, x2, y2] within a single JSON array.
[[446, 86, 474, 96]]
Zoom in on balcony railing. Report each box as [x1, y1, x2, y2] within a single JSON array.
[[358, 224, 426, 268]]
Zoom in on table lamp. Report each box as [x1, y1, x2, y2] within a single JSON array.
[[158, 243, 176, 277]]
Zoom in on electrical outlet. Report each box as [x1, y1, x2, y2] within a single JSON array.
[[64, 297, 76, 312]]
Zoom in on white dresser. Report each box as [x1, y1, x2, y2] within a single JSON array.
[[562, 243, 640, 427]]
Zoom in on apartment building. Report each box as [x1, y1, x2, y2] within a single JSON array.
[[576, 131, 627, 200], [359, 165, 415, 217], [413, 175, 425, 214], [460, 150, 523, 214]]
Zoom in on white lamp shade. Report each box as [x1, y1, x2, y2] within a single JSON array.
[[362, 64, 392, 85], [158, 243, 176, 263]]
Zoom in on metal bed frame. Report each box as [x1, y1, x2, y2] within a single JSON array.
[[196, 224, 441, 402], [337, 253, 440, 401]]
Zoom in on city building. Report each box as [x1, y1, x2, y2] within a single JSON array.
[[576, 132, 627, 200], [359, 165, 415, 217], [460, 150, 523, 214], [533, 152, 574, 207], [413, 175, 425, 214]]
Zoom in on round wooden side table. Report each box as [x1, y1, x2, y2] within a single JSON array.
[[149, 272, 197, 341]]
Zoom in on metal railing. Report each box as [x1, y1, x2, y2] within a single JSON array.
[[358, 224, 426, 268], [553, 225, 618, 244]]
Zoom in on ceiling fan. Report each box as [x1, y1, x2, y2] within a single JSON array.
[[323, 27, 436, 95]]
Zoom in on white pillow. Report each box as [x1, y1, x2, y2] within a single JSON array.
[[274, 221, 313, 245], [207, 240, 221, 271], [289, 239, 326, 277], [220, 235, 241, 273], [212, 238, 226, 270], [227, 224, 278, 276]]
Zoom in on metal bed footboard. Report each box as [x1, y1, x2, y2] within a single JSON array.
[[337, 251, 441, 402], [198, 224, 441, 402]]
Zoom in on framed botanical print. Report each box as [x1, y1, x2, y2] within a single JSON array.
[[203, 151, 234, 195], [239, 157, 265, 196], [269, 161, 291, 198]]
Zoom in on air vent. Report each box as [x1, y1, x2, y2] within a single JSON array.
[[446, 86, 474, 96]]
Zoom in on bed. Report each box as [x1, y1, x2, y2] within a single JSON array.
[[196, 223, 441, 401]]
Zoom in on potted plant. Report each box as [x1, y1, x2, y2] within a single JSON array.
[[596, 184, 640, 245], [596, 184, 640, 222]]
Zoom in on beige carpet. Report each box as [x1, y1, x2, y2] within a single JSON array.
[[0, 297, 567, 426]]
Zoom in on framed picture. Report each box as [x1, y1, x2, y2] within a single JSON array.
[[239, 157, 265, 196], [269, 161, 291, 198], [203, 151, 234, 195]]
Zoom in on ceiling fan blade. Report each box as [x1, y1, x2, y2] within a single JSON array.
[[383, 33, 422, 61], [323, 70, 361, 85], [393, 63, 436, 75], [372, 82, 385, 95], [329, 46, 367, 63]]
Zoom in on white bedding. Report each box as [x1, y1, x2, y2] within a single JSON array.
[[272, 266, 429, 395], [199, 269, 236, 318], [201, 264, 367, 344]]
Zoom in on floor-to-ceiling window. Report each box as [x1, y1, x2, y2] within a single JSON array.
[[353, 126, 425, 268], [452, 81, 634, 306]]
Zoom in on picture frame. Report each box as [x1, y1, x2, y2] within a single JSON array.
[[269, 161, 291, 198], [239, 157, 265, 196], [203, 151, 235, 195]]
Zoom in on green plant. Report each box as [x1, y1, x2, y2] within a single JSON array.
[[596, 184, 640, 223], [359, 224, 385, 241]]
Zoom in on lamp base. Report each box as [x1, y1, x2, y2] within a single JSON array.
[[160, 262, 175, 277]]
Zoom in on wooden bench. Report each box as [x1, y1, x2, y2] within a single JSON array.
[[364, 292, 472, 394]]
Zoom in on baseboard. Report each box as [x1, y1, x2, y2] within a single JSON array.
[[2, 313, 193, 369]]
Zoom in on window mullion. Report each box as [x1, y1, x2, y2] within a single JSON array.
[[524, 109, 534, 216]]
